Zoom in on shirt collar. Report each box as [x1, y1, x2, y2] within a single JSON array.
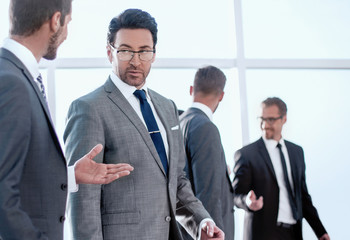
[[2, 38, 40, 80], [109, 71, 150, 100], [191, 102, 213, 121], [262, 135, 286, 150]]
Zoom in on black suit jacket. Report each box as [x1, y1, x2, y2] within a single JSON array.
[[0, 48, 67, 239], [180, 107, 235, 240], [233, 137, 327, 240]]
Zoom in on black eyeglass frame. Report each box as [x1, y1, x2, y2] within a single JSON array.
[[110, 45, 155, 62], [258, 116, 283, 124]]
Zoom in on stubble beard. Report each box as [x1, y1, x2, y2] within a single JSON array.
[[43, 27, 62, 60]]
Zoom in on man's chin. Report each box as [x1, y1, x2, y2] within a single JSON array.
[[123, 77, 145, 88], [264, 133, 273, 140], [43, 53, 57, 61]]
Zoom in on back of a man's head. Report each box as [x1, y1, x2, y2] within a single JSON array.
[[9, 0, 72, 37], [107, 9, 158, 48], [193, 65, 226, 96]]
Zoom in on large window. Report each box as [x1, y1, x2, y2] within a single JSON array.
[[1, 0, 349, 239]]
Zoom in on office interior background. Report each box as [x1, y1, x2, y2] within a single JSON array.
[[1, 0, 349, 239]]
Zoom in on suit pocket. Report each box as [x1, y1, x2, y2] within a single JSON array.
[[101, 211, 141, 225]]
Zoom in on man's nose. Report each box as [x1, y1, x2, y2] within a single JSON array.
[[129, 53, 141, 66]]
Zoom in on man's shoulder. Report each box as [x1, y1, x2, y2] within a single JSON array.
[[73, 84, 106, 105], [240, 138, 262, 151], [284, 139, 303, 152], [181, 108, 213, 129], [148, 88, 172, 104]]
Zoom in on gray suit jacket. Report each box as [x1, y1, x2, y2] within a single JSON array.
[[0, 48, 68, 239], [64, 78, 211, 240], [179, 107, 235, 240]]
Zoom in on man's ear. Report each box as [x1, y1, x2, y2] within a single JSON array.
[[151, 51, 156, 63], [190, 86, 194, 96], [282, 115, 287, 124], [50, 12, 62, 32], [218, 91, 224, 102], [106, 45, 113, 63]]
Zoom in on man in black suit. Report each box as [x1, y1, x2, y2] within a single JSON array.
[[0, 1, 132, 239], [233, 97, 330, 240], [180, 66, 235, 240]]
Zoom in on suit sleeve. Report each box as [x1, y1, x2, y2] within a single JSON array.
[[232, 149, 252, 212], [298, 148, 327, 237], [63, 99, 105, 240], [0, 73, 48, 239], [171, 104, 211, 239], [186, 121, 226, 229]]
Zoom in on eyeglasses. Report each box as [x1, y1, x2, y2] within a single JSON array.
[[258, 116, 283, 124], [110, 45, 155, 62]]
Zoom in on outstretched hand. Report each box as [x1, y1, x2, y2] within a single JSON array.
[[200, 221, 225, 240], [74, 144, 133, 184], [247, 190, 264, 211]]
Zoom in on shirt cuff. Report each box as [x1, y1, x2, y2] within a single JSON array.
[[197, 218, 215, 240], [67, 165, 79, 192]]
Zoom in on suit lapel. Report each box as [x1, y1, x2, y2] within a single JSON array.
[[0, 48, 65, 160], [23, 69, 54, 125], [257, 138, 278, 184], [148, 89, 172, 176], [105, 79, 166, 176], [285, 141, 298, 195], [1, 48, 54, 127]]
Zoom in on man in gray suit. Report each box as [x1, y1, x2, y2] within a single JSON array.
[[0, 1, 133, 239], [179, 66, 235, 240], [64, 9, 225, 240]]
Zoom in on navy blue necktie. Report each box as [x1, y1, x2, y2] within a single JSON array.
[[134, 90, 168, 176], [277, 143, 298, 220]]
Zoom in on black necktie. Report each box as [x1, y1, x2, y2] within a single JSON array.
[[277, 143, 298, 220], [134, 90, 168, 176]]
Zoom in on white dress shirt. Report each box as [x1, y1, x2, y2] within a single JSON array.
[[1, 38, 78, 192], [263, 136, 296, 224]]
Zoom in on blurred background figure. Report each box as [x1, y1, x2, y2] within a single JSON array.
[[232, 97, 329, 240], [180, 65, 235, 240]]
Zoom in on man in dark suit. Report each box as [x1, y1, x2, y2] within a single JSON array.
[[0, 1, 133, 239], [179, 66, 234, 240], [64, 9, 224, 240], [232, 97, 330, 240]]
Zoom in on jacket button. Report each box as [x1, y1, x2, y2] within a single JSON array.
[[165, 216, 171, 222], [61, 184, 67, 191], [60, 216, 66, 222]]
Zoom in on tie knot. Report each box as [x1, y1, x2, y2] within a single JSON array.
[[36, 74, 43, 84], [276, 143, 282, 149], [134, 89, 147, 101]]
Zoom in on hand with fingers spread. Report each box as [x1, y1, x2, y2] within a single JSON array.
[[74, 144, 133, 184], [200, 221, 225, 240], [246, 190, 264, 211]]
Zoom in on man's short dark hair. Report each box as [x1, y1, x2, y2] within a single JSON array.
[[9, 0, 72, 36], [193, 65, 226, 96], [107, 9, 158, 49], [262, 97, 288, 116]]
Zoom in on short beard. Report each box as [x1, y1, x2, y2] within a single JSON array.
[[43, 27, 62, 60]]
